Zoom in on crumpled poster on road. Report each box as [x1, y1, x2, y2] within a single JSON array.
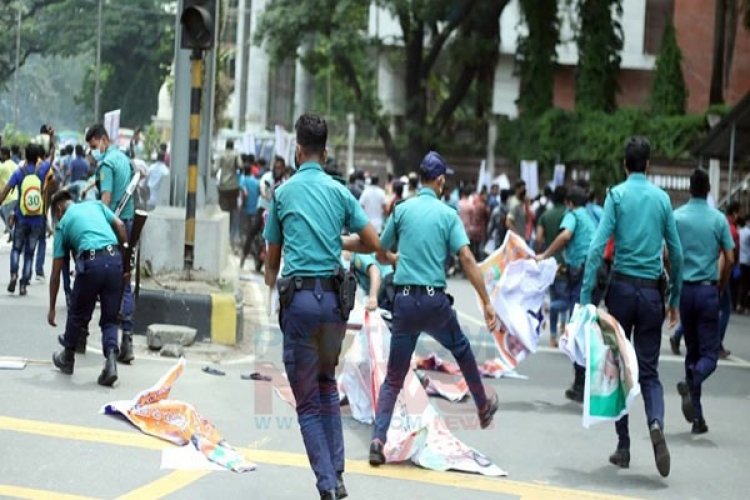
[[560, 304, 641, 428], [338, 312, 506, 476], [476, 231, 558, 376], [101, 358, 256, 472]]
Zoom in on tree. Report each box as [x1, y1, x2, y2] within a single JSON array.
[[256, 0, 508, 173], [574, 0, 623, 113], [516, 0, 560, 117], [651, 22, 687, 116]]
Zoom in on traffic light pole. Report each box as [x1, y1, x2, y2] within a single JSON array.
[[184, 48, 204, 274]]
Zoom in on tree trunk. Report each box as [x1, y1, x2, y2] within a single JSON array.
[[401, 21, 427, 174], [709, 0, 727, 105]]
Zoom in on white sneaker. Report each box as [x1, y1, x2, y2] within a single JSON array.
[[35, 275, 46, 283]]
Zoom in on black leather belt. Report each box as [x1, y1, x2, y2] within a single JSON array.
[[612, 271, 659, 288], [80, 245, 120, 260], [294, 277, 337, 292], [684, 280, 718, 286], [395, 285, 446, 296]]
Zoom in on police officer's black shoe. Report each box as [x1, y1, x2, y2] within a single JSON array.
[[564, 386, 584, 403], [669, 336, 681, 355], [7, 274, 17, 293], [75, 329, 89, 355], [335, 473, 348, 499], [369, 439, 385, 466], [320, 490, 337, 500], [98, 351, 118, 387], [649, 422, 671, 477], [692, 417, 708, 435], [52, 348, 75, 375], [117, 332, 135, 364], [676, 380, 694, 423], [479, 393, 500, 429], [608, 448, 630, 468], [19, 282, 27, 296]]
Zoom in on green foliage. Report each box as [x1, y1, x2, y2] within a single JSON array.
[[651, 22, 687, 116], [497, 108, 707, 193], [574, 0, 623, 113], [143, 124, 162, 160], [0, 123, 32, 147], [516, 0, 559, 116]]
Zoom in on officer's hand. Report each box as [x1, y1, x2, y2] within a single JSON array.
[[483, 302, 498, 332], [47, 309, 57, 327], [666, 307, 679, 329], [367, 296, 378, 311], [533, 254, 544, 262]]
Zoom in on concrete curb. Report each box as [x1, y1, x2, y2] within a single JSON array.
[[133, 288, 243, 345]]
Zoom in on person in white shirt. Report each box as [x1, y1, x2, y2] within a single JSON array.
[[359, 175, 386, 233], [146, 152, 170, 210], [738, 216, 750, 313]]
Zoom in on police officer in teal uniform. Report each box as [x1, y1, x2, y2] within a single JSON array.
[[674, 169, 734, 434], [48, 190, 130, 386], [581, 136, 683, 477], [368, 151, 499, 466], [348, 252, 394, 311], [85, 124, 136, 364], [264, 114, 380, 500]]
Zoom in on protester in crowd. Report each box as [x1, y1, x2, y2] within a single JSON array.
[[385, 180, 403, 218], [85, 123, 136, 364], [348, 170, 365, 200], [0, 146, 18, 237], [673, 168, 734, 435], [264, 113, 380, 500], [0, 144, 52, 296], [214, 139, 242, 246], [146, 151, 169, 211], [128, 127, 145, 160], [738, 216, 750, 314], [360, 174, 387, 234], [458, 185, 477, 256], [405, 172, 419, 199], [368, 150, 499, 469], [535, 185, 567, 347], [239, 160, 261, 270], [488, 184, 500, 212], [506, 180, 528, 240], [469, 188, 489, 260], [718, 201, 741, 358], [486, 188, 511, 252], [10, 144, 22, 164], [49, 190, 130, 387], [580, 136, 683, 477], [68, 145, 90, 184]]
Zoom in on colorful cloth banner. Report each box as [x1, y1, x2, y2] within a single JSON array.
[[560, 304, 641, 428], [102, 358, 256, 472]]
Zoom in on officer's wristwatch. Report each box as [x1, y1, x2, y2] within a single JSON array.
[[122, 242, 130, 250]]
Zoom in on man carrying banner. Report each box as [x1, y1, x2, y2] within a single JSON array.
[[86, 124, 136, 364], [673, 169, 734, 434], [368, 151, 499, 467], [48, 190, 130, 386], [264, 114, 381, 500], [580, 136, 683, 477]]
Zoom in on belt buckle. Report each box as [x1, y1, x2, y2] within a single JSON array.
[[402, 285, 410, 296], [89, 249, 95, 261], [106, 244, 114, 256], [426, 286, 435, 297]]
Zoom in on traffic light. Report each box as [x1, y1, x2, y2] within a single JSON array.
[[180, 0, 217, 50]]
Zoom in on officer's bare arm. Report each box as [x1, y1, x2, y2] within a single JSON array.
[[538, 229, 572, 260], [367, 265, 381, 305], [110, 218, 128, 248], [101, 191, 113, 207], [341, 224, 380, 254], [265, 243, 282, 288], [48, 258, 65, 318], [719, 248, 735, 292], [0, 182, 11, 206]]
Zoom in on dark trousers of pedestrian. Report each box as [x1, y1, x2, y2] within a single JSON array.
[[60, 252, 122, 356], [549, 274, 569, 340], [719, 288, 731, 347], [680, 283, 720, 419], [373, 288, 488, 444], [606, 279, 665, 450], [280, 281, 346, 494], [119, 220, 135, 333], [739, 263, 750, 310], [241, 210, 263, 260], [10, 222, 43, 285], [35, 234, 46, 277]]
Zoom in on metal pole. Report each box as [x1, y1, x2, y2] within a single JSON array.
[[728, 121, 736, 203], [185, 49, 205, 273], [13, 7, 21, 126], [94, 0, 103, 121]]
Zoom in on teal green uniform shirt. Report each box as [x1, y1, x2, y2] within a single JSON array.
[[97, 145, 134, 220], [560, 207, 597, 267], [581, 173, 683, 307], [380, 188, 469, 287], [264, 162, 369, 277], [674, 198, 734, 282], [54, 201, 118, 258], [352, 253, 393, 295]]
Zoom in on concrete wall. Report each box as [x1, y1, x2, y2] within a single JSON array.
[[140, 206, 230, 279]]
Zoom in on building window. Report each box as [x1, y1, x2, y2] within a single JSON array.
[[644, 0, 674, 55]]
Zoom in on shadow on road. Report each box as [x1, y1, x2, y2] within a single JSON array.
[[553, 465, 669, 492]]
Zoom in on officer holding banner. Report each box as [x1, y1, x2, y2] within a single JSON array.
[[85, 124, 136, 364], [368, 151, 499, 467], [264, 113, 380, 500], [580, 136, 683, 477]]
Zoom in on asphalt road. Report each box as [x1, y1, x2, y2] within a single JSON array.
[[1, 240, 749, 500]]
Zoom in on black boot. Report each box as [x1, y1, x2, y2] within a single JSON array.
[[98, 350, 118, 387], [335, 473, 348, 499], [117, 332, 135, 364], [7, 273, 17, 293], [608, 448, 630, 468], [565, 364, 584, 403], [369, 439, 385, 466], [19, 282, 27, 296], [75, 328, 89, 354], [52, 348, 75, 374]]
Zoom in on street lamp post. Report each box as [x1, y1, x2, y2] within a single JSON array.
[[13, 7, 21, 127]]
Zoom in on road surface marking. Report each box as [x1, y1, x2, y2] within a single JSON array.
[[117, 470, 211, 500], [0, 415, 636, 500], [0, 485, 96, 500]]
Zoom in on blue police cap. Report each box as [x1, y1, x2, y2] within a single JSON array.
[[419, 151, 454, 180]]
